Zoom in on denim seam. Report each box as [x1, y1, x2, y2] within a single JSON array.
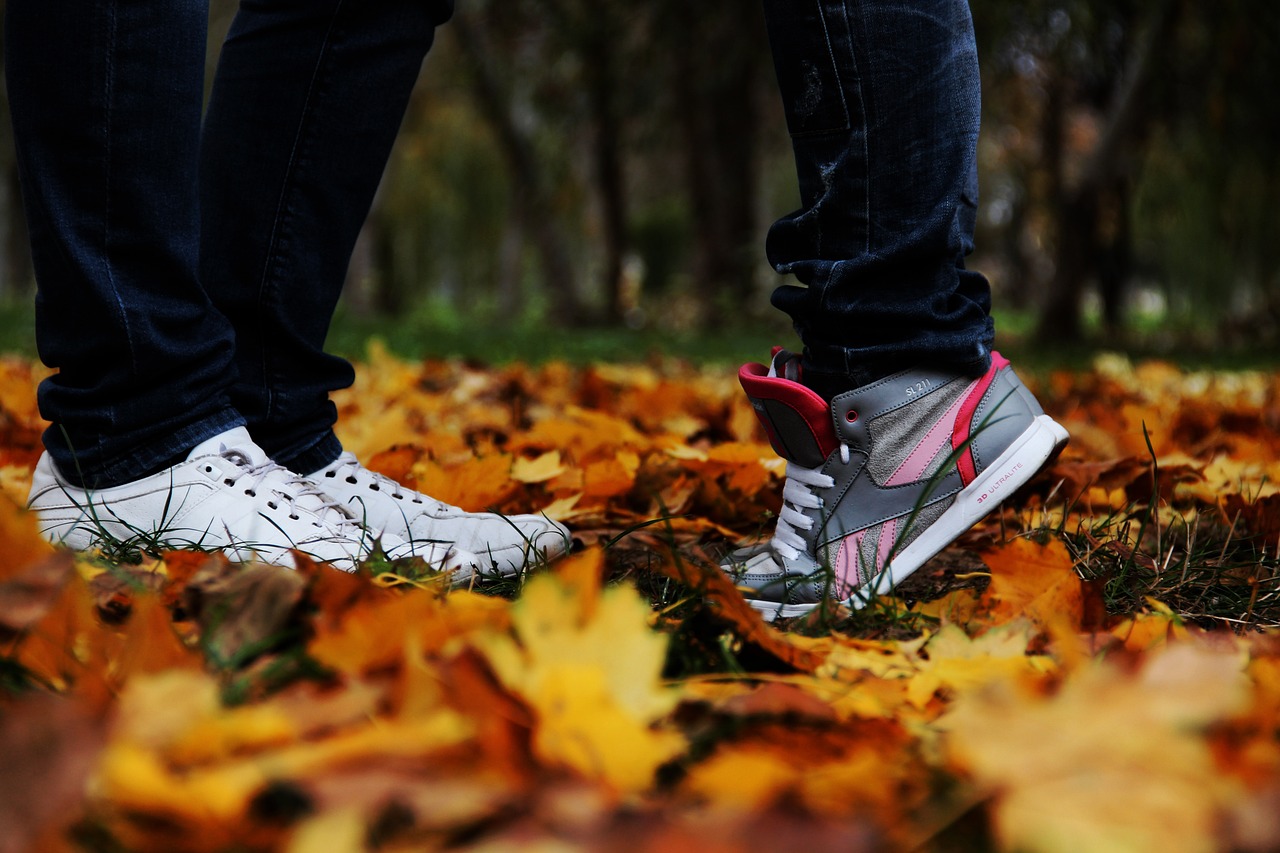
[[814, 0, 851, 130], [254, 0, 347, 426], [101, 0, 132, 439], [841, 2, 870, 381], [843, 1, 870, 257]]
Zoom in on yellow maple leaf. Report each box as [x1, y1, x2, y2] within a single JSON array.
[[907, 621, 1053, 710], [475, 550, 684, 792], [511, 450, 567, 484], [945, 642, 1250, 853]]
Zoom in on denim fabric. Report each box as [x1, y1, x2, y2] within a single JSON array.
[[201, 0, 451, 474], [762, 0, 994, 388], [5, 0, 451, 487]]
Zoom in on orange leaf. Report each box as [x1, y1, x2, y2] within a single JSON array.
[[651, 554, 825, 673], [581, 452, 639, 500], [979, 538, 1084, 630], [113, 593, 201, 683], [0, 493, 53, 582]]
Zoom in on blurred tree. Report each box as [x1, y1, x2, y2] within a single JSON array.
[[0, 0, 35, 300], [660, 0, 771, 324], [450, 7, 584, 322], [0, 0, 1274, 349], [976, 0, 1280, 344], [975, 0, 1177, 342]]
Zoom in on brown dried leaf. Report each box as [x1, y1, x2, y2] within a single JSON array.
[[651, 553, 826, 673], [181, 561, 307, 664]]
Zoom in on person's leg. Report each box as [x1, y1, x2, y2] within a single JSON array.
[[761, 0, 993, 394], [728, 0, 1067, 619], [8, 0, 473, 572], [199, 0, 569, 575], [5, 0, 243, 488], [199, 0, 450, 475]]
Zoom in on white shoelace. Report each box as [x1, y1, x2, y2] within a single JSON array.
[[320, 452, 450, 514], [770, 460, 837, 561], [220, 450, 362, 533]]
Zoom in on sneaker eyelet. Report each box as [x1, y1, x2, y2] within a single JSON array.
[[267, 501, 277, 510], [244, 489, 256, 497], [845, 410, 858, 423], [369, 484, 380, 491], [346, 476, 358, 484], [224, 478, 236, 487], [325, 471, 336, 478], [289, 514, 300, 520]]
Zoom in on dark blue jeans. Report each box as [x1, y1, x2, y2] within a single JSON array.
[[5, 0, 451, 488], [762, 0, 994, 389]]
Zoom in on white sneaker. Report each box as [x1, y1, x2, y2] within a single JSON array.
[[26, 427, 474, 573], [308, 452, 571, 578]]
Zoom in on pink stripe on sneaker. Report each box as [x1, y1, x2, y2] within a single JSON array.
[[885, 383, 976, 486], [834, 520, 897, 594], [835, 532, 866, 591]]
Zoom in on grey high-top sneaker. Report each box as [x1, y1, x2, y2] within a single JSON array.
[[724, 349, 1068, 621]]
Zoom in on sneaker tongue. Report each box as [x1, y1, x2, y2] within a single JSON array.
[[186, 426, 270, 467]]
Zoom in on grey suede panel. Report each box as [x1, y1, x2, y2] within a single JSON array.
[[896, 496, 952, 550], [864, 375, 968, 484]]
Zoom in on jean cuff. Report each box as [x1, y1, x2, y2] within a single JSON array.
[[273, 430, 343, 477], [51, 408, 247, 489]]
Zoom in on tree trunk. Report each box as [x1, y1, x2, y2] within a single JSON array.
[[451, 13, 585, 324], [671, 1, 763, 325], [581, 7, 628, 323], [1036, 0, 1176, 343]]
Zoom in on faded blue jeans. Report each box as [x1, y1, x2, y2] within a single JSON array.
[[6, 0, 451, 488], [762, 0, 993, 391]]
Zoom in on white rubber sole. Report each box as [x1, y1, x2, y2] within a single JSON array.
[[750, 414, 1070, 622]]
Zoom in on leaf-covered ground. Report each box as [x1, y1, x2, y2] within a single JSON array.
[[5, 348, 1280, 852]]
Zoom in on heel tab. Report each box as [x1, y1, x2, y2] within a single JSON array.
[[739, 362, 837, 467]]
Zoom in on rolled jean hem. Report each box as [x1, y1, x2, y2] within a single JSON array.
[[272, 430, 343, 477], [47, 407, 247, 489], [801, 338, 992, 385]]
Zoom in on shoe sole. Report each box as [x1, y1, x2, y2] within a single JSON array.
[[750, 414, 1070, 622]]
